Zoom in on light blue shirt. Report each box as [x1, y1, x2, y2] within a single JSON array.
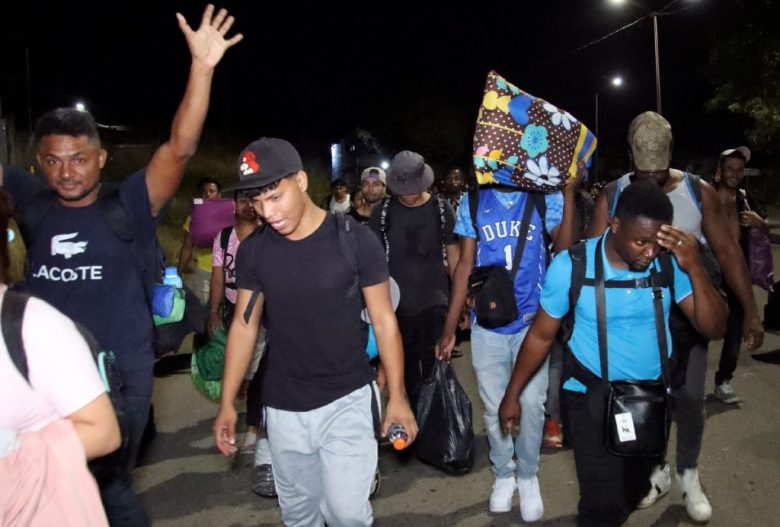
[[540, 232, 693, 393]]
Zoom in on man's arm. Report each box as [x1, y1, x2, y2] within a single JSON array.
[[177, 230, 194, 274], [446, 242, 460, 279], [213, 287, 261, 456], [700, 182, 763, 350], [436, 235, 476, 360], [207, 264, 225, 336], [585, 187, 610, 238], [363, 281, 418, 444], [499, 309, 562, 435], [146, 6, 242, 216], [657, 224, 727, 340], [551, 161, 586, 252]]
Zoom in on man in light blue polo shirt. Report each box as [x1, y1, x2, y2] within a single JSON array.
[[499, 181, 726, 526]]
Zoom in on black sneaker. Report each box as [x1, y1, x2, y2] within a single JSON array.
[[251, 464, 277, 498], [451, 346, 463, 358]]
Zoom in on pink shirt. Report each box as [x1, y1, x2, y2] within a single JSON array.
[[0, 287, 106, 432], [212, 227, 242, 305]]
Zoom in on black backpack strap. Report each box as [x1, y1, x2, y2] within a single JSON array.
[[594, 236, 611, 387], [336, 212, 361, 303], [220, 226, 237, 292], [97, 186, 134, 243], [241, 227, 268, 324], [650, 269, 672, 389], [657, 251, 676, 303], [435, 195, 449, 268], [468, 187, 480, 242], [19, 191, 58, 246], [530, 191, 551, 250], [568, 241, 587, 312], [2, 290, 31, 382], [220, 226, 232, 254], [379, 196, 392, 261]]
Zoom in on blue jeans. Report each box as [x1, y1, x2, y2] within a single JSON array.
[[471, 323, 548, 480], [100, 394, 151, 527]]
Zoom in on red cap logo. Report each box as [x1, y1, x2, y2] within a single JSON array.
[[240, 151, 260, 175]]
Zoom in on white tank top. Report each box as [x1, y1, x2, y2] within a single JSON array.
[[616, 172, 707, 245]]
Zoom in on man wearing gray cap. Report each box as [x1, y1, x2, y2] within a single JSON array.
[[349, 167, 387, 224], [712, 146, 767, 404], [213, 138, 416, 526], [368, 151, 459, 413], [587, 112, 763, 523]]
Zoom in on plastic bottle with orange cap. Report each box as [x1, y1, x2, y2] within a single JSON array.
[[387, 423, 409, 450]]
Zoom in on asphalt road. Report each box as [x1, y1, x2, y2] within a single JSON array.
[[136, 285, 780, 526]]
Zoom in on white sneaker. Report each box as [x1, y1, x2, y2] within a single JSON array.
[[714, 380, 739, 404], [489, 476, 516, 513], [637, 463, 671, 509], [517, 475, 544, 522], [677, 468, 712, 522]]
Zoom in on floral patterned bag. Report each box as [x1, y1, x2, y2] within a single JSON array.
[[473, 71, 597, 192]]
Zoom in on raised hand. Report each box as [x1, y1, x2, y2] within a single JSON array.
[[176, 4, 243, 69]]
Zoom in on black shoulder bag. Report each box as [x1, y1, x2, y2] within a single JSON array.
[[466, 194, 535, 329], [594, 236, 672, 458]]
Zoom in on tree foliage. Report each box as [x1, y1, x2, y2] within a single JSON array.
[[706, 0, 780, 151]]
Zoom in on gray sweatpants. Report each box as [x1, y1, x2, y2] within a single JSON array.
[[266, 384, 378, 527]]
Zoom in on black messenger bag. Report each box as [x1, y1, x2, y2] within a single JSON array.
[[593, 237, 672, 458]]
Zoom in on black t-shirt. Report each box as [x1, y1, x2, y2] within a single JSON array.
[[368, 196, 456, 316], [235, 213, 387, 411], [4, 166, 160, 398], [347, 208, 371, 225]]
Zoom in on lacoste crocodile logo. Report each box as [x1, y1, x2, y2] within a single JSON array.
[[51, 233, 88, 259]]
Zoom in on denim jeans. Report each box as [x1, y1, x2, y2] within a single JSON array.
[[100, 394, 151, 527], [471, 323, 549, 479]]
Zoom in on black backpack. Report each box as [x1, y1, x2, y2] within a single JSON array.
[[2, 289, 130, 486]]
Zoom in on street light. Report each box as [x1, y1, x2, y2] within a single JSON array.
[[607, 0, 662, 113], [594, 75, 624, 180], [74, 101, 86, 112]]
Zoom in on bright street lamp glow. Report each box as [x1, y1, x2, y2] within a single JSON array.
[[75, 102, 86, 112], [611, 76, 623, 87], [608, 0, 628, 5], [380, 161, 390, 170]]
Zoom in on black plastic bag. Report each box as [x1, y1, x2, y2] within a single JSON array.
[[415, 360, 474, 474]]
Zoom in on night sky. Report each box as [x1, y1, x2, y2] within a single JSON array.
[[0, 0, 746, 173]]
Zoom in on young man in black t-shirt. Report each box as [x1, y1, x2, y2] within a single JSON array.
[[213, 138, 416, 526], [369, 151, 458, 412]]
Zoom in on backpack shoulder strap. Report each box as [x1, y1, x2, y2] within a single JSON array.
[[530, 191, 551, 248], [19, 191, 58, 246], [241, 225, 268, 324], [683, 172, 703, 213], [468, 187, 480, 242], [435, 195, 449, 268], [220, 226, 232, 255], [97, 185, 134, 243], [336, 212, 361, 302], [657, 251, 676, 302], [568, 241, 587, 312], [379, 196, 392, 261], [2, 290, 31, 382]]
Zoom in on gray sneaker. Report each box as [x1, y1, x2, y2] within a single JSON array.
[[251, 464, 277, 498], [714, 380, 739, 404]]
